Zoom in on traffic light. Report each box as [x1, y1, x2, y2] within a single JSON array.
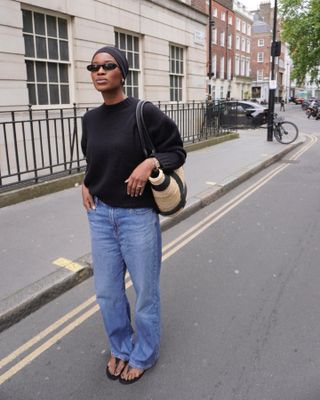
[[271, 41, 281, 57]]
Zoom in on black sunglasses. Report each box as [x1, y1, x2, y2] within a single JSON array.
[[87, 63, 118, 72]]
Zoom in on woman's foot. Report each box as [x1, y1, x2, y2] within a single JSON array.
[[119, 364, 145, 384], [106, 356, 127, 380]]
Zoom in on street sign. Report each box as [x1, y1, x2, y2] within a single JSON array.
[[269, 80, 277, 89]]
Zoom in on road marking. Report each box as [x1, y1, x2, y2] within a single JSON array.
[[0, 279, 133, 386], [206, 181, 217, 186], [0, 296, 96, 371], [0, 135, 316, 385], [53, 258, 83, 272]]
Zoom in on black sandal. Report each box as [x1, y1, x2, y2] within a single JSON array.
[[106, 357, 127, 381], [119, 365, 145, 385]]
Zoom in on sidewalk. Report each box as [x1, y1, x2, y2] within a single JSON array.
[[0, 129, 304, 331]]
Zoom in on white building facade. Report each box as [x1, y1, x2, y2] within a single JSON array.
[[231, 0, 253, 100], [0, 0, 208, 110]]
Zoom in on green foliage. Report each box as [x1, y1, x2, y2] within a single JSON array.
[[279, 0, 320, 85]]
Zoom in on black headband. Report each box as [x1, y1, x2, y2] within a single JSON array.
[[91, 46, 129, 79]]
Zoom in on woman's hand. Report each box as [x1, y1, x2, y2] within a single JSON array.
[[82, 183, 95, 211], [125, 158, 154, 197]]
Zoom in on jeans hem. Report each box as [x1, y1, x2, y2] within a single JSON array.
[[111, 351, 130, 362]]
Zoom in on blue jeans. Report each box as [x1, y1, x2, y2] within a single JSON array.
[[87, 197, 162, 370]]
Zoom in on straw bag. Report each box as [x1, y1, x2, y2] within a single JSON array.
[[136, 100, 187, 216]]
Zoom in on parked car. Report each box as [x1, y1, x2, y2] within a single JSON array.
[[289, 96, 304, 104], [221, 101, 268, 128]]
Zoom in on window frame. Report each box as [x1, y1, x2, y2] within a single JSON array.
[[241, 37, 246, 52], [220, 31, 225, 47], [220, 56, 225, 79], [236, 17, 241, 31], [242, 21, 246, 34], [22, 6, 73, 107], [169, 44, 184, 102], [114, 30, 141, 99], [257, 52, 264, 63], [212, 27, 217, 44], [258, 38, 265, 47], [236, 35, 240, 50], [257, 69, 263, 81]]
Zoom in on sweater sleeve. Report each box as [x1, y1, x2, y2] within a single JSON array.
[[143, 102, 186, 171]]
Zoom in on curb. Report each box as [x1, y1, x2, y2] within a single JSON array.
[[0, 138, 303, 333]]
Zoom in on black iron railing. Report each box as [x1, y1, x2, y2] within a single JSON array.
[[0, 101, 236, 190]]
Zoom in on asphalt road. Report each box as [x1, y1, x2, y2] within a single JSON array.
[[1, 104, 320, 400]]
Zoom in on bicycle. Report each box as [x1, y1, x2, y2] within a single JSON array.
[[270, 113, 299, 144]]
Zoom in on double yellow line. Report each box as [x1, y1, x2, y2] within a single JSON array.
[[0, 135, 316, 385]]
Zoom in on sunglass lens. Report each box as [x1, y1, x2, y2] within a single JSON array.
[[103, 63, 117, 71], [87, 64, 98, 72], [87, 63, 118, 72]]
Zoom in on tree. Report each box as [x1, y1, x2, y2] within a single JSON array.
[[279, 0, 320, 85]]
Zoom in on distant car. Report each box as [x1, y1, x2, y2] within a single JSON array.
[[289, 96, 304, 104], [223, 100, 268, 127]]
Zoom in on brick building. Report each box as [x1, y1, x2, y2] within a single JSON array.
[[250, 2, 285, 102], [208, 0, 252, 100]]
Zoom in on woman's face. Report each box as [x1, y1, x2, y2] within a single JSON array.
[[90, 52, 123, 93]]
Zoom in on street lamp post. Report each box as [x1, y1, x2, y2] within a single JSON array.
[[267, 0, 278, 141], [208, 0, 214, 100]]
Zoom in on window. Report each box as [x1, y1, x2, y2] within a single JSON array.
[[257, 70, 263, 81], [228, 34, 232, 49], [228, 15, 233, 25], [212, 54, 217, 77], [22, 9, 70, 105], [235, 56, 240, 75], [246, 58, 250, 77], [247, 25, 251, 36], [220, 56, 225, 79], [241, 57, 245, 76], [221, 12, 226, 21], [227, 57, 232, 80], [241, 37, 246, 52], [246, 39, 250, 53], [236, 35, 240, 50], [242, 21, 246, 34], [213, 8, 218, 17], [220, 31, 225, 47], [115, 31, 140, 98], [212, 28, 217, 44], [258, 39, 264, 47], [212, 85, 216, 99], [220, 86, 224, 99], [169, 44, 184, 101], [236, 17, 241, 31], [257, 52, 264, 63]]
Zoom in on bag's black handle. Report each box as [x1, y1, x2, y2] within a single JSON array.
[[136, 100, 156, 158]]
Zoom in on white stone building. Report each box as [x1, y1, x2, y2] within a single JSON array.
[[0, 0, 208, 110], [231, 0, 253, 100]]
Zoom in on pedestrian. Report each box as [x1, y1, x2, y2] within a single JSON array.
[[280, 99, 285, 111], [81, 46, 186, 384]]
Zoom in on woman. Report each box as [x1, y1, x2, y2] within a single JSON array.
[[81, 46, 186, 384]]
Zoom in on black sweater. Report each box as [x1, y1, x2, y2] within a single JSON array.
[[81, 97, 186, 209]]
